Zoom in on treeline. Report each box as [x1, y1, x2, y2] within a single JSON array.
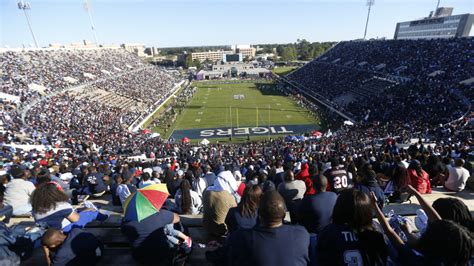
[[259, 39, 335, 61], [160, 45, 229, 56]]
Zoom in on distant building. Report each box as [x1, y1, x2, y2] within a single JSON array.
[[236, 47, 256, 59], [191, 44, 256, 63], [121, 43, 147, 57], [191, 50, 234, 63], [394, 7, 474, 40], [145, 47, 160, 57], [195, 62, 271, 80]]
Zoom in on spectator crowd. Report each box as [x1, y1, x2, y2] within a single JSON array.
[[0, 39, 473, 265]]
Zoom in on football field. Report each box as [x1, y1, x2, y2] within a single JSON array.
[[166, 81, 320, 141]]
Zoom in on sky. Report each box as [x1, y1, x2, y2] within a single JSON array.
[[0, 0, 472, 48]]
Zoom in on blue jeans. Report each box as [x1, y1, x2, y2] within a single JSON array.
[[62, 210, 108, 233], [0, 205, 13, 223], [164, 224, 181, 247]]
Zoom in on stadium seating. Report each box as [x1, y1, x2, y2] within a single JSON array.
[[285, 38, 473, 124]]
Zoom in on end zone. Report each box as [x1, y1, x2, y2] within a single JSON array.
[[171, 124, 319, 140]]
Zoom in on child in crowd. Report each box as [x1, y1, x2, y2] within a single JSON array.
[[42, 228, 103, 266], [164, 223, 193, 254]]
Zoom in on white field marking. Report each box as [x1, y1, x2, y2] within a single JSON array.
[[202, 101, 206, 104], [276, 103, 281, 106], [198, 112, 203, 115], [195, 119, 201, 122], [286, 115, 292, 119]]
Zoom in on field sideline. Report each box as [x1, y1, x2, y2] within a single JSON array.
[[154, 81, 320, 141]]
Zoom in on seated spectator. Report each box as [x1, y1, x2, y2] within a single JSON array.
[[227, 191, 309, 266], [385, 166, 410, 203], [371, 185, 473, 266], [277, 170, 306, 224], [121, 209, 181, 265], [225, 185, 262, 234], [295, 162, 315, 195], [174, 179, 202, 215], [298, 175, 337, 234], [443, 158, 470, 192], [424, 155, 447, 182], [233, 171, 246, 197], [116, 175, 137, 206], [407, 160, 431, 194], [202, 170, 238, 237], [110, 175, 122, 206], [3, 166, 35, 216], [432, 197, 474, 232], [317, 188, 388, 266], [167, 170, 183, 198], [31, 182, 108, 232], [323, 158, 352, 194], [203, 165, 217, 188], [137, 172, 156, 189], [72, 166, 107, 204], [354, 164, 385, 208], [189, 170, 207, 199], [258, 170, 276, 193], [85, 166, 108, 196], [42, 228, 103, 266]]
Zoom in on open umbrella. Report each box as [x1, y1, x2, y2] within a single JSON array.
[[182, 137, 190, 143], [123, 184, 169, 222], [142, 129, 152, 134]]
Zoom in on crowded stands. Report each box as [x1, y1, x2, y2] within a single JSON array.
[[0, 38, 473, 265], [285, 38, 473, 124]]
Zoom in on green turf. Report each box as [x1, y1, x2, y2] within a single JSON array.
[[272, 67, 297, 76], [162, 82, 318, 139]]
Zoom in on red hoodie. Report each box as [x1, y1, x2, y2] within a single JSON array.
[[295, 163, 316, 195], [408, 169, 432, 194]]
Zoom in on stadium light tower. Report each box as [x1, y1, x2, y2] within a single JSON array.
[[363, 0, 375, 40], [83, 0, 99, 45], [17, 0, 39, 48]]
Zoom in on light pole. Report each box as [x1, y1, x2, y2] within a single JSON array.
[[17, 0, 39, 48], [84, 0, 99, 45], [363, 0, 375, 40]]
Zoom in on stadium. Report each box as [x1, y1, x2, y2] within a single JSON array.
[[1, 0, 474, 266]]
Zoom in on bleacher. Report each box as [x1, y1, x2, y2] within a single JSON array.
[[12, 187, 473, 266], [350, 77, 398, 98]]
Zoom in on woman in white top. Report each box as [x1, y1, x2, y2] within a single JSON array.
[[175, 179, 202, 215]]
